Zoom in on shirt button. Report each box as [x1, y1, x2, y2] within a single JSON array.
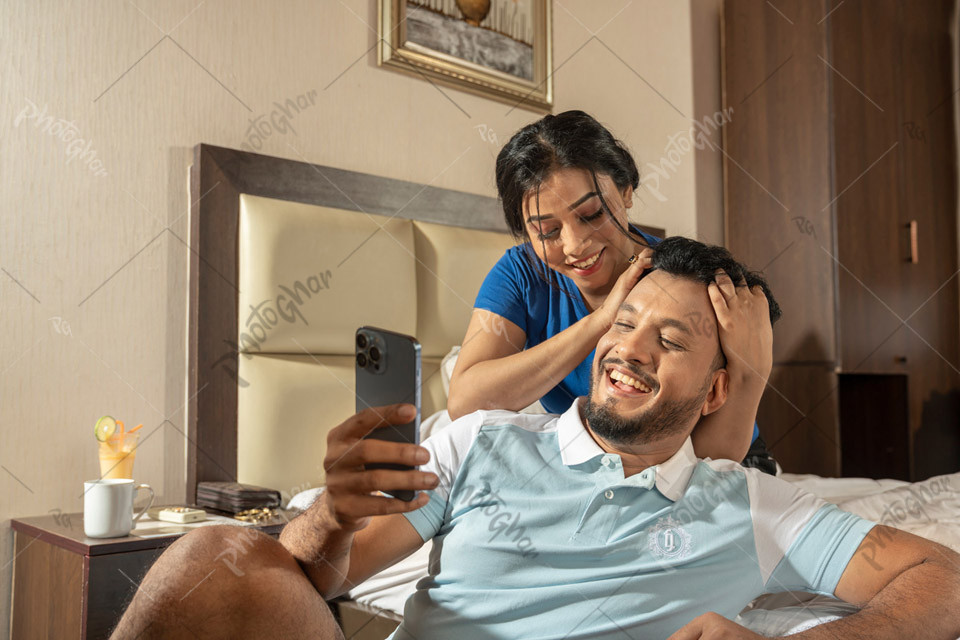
[[604, 489, 614, 500]]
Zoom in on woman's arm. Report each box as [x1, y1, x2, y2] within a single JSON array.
[[448, 254, 653, 420], [447, 308, 606, 419], [690, 273, 772, 462]]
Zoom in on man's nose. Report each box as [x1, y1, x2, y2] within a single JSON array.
[[615, 333, 655, 367]]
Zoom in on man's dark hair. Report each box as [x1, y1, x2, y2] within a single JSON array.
[[651, 236, 782, 325]]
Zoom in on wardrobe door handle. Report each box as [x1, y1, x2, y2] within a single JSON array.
[[907, 220, 919, 263]]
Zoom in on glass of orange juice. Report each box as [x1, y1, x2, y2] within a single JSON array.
[[99, 432, 139, 479]]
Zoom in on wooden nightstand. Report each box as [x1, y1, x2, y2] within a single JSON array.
[[9, 511, 290, 640]]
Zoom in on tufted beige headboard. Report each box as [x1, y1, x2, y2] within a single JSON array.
[[186, 144, 514, 503], [186, 144, 665, 503], [234, 194, 515, 498]]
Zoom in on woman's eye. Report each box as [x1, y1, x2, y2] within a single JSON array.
[[537, 228, 559, 240], [581, 209, 604, 222]]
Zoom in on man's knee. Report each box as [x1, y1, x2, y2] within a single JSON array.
[[142, 525, 301, 603], [112, 525, 342, 640]]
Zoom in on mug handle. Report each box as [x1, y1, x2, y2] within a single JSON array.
[[132, 483, 155, 525]]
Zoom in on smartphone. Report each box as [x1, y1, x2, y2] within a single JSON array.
[[355, 326, 422, 501]]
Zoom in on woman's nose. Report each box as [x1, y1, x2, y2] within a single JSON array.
[[562, 226, 592, 257]]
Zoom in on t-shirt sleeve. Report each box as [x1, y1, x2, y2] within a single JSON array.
[[474, 249, 529, 333], [402, 412, 485, 541], [745, 469, 876, 596]]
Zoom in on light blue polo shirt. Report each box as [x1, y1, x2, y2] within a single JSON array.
[[390, 399, 875, 640]]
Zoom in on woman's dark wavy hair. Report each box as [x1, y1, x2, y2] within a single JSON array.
[[495, 111, 649, 280]]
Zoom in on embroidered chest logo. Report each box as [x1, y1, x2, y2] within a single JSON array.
[[647, 516, 692, 560]]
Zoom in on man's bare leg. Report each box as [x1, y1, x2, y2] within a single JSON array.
[[110, 525, 344, 640]]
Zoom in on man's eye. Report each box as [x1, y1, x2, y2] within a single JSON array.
[[660, 337, 682, 350], [614, 322, 634, 330]]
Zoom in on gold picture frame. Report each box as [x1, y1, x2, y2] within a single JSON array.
[[378, 0, 553, 112]]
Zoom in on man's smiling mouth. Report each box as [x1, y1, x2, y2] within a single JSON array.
[[609, 369, 652, 392], [604, 364, 657, 396]]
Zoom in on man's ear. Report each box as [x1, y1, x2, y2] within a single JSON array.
[[701, 369, 729, 416]]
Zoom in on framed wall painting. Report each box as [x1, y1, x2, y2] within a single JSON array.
[[378, 0, 553, 112]]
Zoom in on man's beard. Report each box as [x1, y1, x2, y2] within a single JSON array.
[[583, 373, 711, 446]]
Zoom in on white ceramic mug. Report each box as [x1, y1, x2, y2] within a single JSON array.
[[83, 478, 154, 538]]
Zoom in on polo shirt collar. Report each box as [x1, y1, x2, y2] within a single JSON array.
[[557, 397, 699, 502]]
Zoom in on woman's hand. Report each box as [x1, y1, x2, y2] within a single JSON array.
[[690, 271, 772, 461], [594, 246, 655, 328], [708, 271, 772, 388]]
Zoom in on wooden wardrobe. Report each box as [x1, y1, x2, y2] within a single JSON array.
[[722, 0, 960, 479]]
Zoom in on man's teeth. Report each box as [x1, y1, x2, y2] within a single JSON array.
[[609, 370, 652, 392], [573, 251, 601, 269]]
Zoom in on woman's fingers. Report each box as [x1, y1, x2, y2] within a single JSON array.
[[594, 246, 654, 327], [708, 281, 729, 314], [614, 252, 652, 292], [714, 270, 737, 299]]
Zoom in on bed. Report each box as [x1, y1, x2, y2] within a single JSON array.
[[186, 144, 960, 639]]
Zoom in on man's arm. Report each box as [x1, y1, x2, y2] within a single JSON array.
[[279, 403, 438, 599], [667, 525, 960, 640], [797, 525, 960, 639]]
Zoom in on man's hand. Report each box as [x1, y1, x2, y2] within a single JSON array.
[[280, 403, 437, 598], [322, 403, 439, 532], [667, 612, 768, 640]]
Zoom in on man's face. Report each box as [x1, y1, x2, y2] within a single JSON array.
[[584, 271, 727, 446]]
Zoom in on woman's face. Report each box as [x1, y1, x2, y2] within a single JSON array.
[[522, 167, 636, 294]]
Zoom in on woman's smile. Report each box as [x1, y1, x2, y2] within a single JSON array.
[[568, 247, 606, 277]]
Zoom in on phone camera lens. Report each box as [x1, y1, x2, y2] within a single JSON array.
[[357, 333, 368, 349], [356, 352, 368, 368], [369, 346, 381, 362]]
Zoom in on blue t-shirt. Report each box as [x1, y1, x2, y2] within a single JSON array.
[[474, 230, 760, 442]]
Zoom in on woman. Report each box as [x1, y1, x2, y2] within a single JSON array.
[[447, 110, 773, 465]]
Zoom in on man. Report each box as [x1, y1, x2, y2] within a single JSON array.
[[113, 238, 960, 640]]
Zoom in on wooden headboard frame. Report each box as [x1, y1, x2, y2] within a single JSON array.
[[186, 143, 666, 502]]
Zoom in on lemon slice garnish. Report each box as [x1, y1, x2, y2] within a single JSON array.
[[94, 415, 117, 442]]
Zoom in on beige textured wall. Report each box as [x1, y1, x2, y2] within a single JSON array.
[[0, 0, 721, 634]]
